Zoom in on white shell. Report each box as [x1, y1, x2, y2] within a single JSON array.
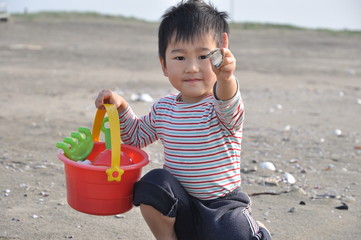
[[284, 172, 296, 184], [259, 161, 276, 171], [78, 160, 92, 165], [334, 129, 342, 136], [207, 48, 224, 68]]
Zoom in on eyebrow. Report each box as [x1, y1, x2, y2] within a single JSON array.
[[170, 48, 185, 54], [170, 47, 212, 54]]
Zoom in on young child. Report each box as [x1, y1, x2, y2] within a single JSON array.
[[95, 0, 271, 239]]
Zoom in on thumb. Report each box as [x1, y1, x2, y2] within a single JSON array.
[[221, 32, 229, 49]]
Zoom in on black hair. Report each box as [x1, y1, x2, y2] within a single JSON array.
[[158, 0, 229, 64]]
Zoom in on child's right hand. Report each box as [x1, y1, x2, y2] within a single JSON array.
[[95, 89, 128, 112]]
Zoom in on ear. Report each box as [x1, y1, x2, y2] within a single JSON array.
[[159, 57, 168, 77]]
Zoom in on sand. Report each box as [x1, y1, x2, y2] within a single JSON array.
[[0, 14, 360, 239]]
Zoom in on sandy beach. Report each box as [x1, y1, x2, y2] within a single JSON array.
[[0, 13, 361, 239]]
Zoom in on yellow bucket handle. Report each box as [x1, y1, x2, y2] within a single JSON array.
[[92, 104, 124, 182]]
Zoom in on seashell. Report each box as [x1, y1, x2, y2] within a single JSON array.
[[206, 48, 224, 68], [264, 177, 280, 186], [284, 172, 296, 184], [78, 160, 92, 165], [289, 158, 298, 163], [130, 93, 154, 103], [334, 129, 342, 136], [275, 104, 283, 110], [139, 93, 154, 103], [284, 125, 291, 131], [259, 161, 276, 171]]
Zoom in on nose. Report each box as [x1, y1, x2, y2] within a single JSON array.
[[185, 59, 200, 73]]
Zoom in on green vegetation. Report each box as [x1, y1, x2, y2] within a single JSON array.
[[230, 21, 361, 35], [12, 11, 149, 23], [11, 11, 361, 35], [230, 21, 305, 30]]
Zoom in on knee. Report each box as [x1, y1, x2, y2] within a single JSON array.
[[140, 168, 174, 184], [137, 169, 179, 193]]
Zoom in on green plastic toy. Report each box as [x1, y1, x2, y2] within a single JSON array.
[[56, 127, 94, 161], [101, 117, 111, 149]]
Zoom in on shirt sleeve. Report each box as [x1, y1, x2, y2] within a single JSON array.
[[213, 79, 245, 135], [118, 104, 158, 148]]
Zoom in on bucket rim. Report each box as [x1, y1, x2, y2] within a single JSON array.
[[57, 144, 149, 171]]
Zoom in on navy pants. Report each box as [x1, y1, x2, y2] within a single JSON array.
[[133, 169, 271, 240]]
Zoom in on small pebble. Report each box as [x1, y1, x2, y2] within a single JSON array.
[[335, 202, 348, 210], [40, 192, 49, 197], [241, 166, 257, 174], [33, 165, 47, 169], [288, 207, 296, 213], [3, 189, 10, 196]]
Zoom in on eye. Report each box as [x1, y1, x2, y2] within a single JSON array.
[[175, 56, 185, 61], [199, 55, 207, 60]]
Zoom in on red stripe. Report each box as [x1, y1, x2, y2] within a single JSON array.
[[164, 141, 240, 152], [162, 134, 242, 145], [164, 161, 240, 172], [159, 128, 222, 139], [180, 172, 240, 184], [164, 149, 240, 160], [156, 121, 219, 131], [183, 179, 240, 190]]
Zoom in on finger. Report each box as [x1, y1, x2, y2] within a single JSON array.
[[95, 97, 105, 109], [221, 32, 229, 49], [220, 63, 234, 73], [95, 90, 111, 109]]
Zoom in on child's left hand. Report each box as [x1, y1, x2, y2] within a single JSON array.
[[212, 32, 236, 83]]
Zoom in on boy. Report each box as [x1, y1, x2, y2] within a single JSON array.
[[95, 0, 271, 239]]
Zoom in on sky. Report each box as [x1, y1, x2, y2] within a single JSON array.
[[6, 0, 361, 30]]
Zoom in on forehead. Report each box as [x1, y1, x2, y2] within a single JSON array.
[[167, 32, 218, 50]]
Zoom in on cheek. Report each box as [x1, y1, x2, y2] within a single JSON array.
[[167, 63, 182, 78]]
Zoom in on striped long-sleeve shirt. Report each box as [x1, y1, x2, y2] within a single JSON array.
[[119, 90, 244, 200]]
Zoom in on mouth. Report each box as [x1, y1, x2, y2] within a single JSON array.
[[184, 78, 201, 83]]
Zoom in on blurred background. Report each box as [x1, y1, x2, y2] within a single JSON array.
[[5, 0, 361, 30]]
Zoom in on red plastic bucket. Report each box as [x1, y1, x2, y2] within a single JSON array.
[[57, 104, 149, 215]]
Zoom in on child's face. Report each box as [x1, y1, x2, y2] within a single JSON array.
[[160, 33, 218, 103]]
